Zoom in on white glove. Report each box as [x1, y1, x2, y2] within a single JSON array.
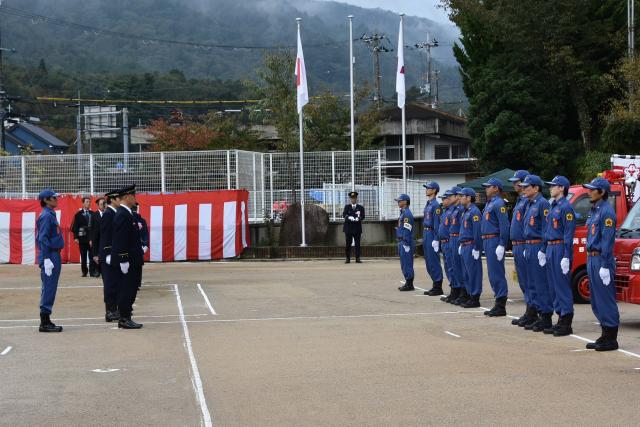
[[523, 249, 528, 258], [458, 245, 462, 255], [106, 255, 111, 265], [560, 257, 570, 275], [538, 251, 547, 267], [432, 240, 439, 253], [142, 246, 148, 254], [402, 245, 410, 253], [599, 267, 611, 286], [120, 262, 130, 275], [43, 258, 54, 277], [348, 216, 355, 222], [472, 249, 480, 260], [495, 245, 505, 261]]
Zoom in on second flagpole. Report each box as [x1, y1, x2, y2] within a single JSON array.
[[297, 17, 307, 247]]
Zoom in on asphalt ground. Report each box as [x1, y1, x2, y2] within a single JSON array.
[[1, 258, 640, 426]]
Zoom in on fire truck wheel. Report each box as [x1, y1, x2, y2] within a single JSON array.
[[572, 268, 591, 304]]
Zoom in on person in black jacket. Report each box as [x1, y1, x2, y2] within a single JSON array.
[[99, 190, 121, 322], [72, 197, 96, 277], [112, 184, 144, 329], [342, 191, 365, 264], [90, 197, 107, 278], [132, 203, 149, 290]]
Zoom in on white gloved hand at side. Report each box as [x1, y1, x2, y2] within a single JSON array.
[[560, 257, 570, 275], [538, 251, 547, 267], [43, 258, 54, 277], [142, 246, 148, 254], [599, 267, 611, 286], [495, 245, 505, 261], [120, 262, 130, 275], [106, 255, 111, 265], [458, 245, 462, 255], [472, 249, 480, 260], [432, 240, 439, 253], [348, 216, 355, 222], [402, 245, 410, 253]]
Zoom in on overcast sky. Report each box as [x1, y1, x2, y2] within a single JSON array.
[[321, 0, 453, 25]]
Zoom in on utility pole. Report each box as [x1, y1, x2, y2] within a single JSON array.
[[76, 90, 83, 154], [410, 34, 439, 104], [629, 0, 635, 59], [433, 69, 440, 108], [123, 107, 129, 170], [360, 33, 392, 109]]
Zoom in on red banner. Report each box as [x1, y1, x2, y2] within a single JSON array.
[[0, 190, 250, 264]]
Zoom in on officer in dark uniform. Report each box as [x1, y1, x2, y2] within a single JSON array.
[[112, 184, 144, 329], [90, 197, 107, 278], [36, 189, 64, 333], [132, 202, 149, 289], [520, 175, 553, 332], [437, 190, 456, 301], [72, 197, 97, 277], [508, 170, 533, 326], [99, 190, 121, 322], [583, 177, 620, 351], [396, 194, 416, 291], [422, 182, 444, 295], [481, 177, 510, 317], [448, 187, 468, 305], [541, 176, 576, 336], [458, 187, 483, 308], [342, 191, 365, 263]]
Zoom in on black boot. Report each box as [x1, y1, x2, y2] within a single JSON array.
[[485, 297, 507, 317], [425, 280, 444, 296], [398, 278, 415, 292], [595, 326, 619, 351], [462, 294, 481, 308], [118, 316, 143, 329], [441, 287, 459, 303], [453, 288, 469, 306], [519, 307, 538, 328], [39, 313, 63, 333], [356, 258, 362, 263], [532, 312, 553, 332], [512, 305, 529, 325], [553, 314, 574, 337], [105, 304, 120, 322], [345, 259, 350, 264], [586, 328, 606, 349], [522, 309, 540, 329]]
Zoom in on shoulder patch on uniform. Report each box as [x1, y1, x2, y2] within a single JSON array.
[[403, 222, 412, 231], [500, 207, 506, 213], [543, 209, 549, 216], [435, 208, 441, 215], [473, 215, 479, 222], [604, 217, 613, 227], [566, 213, 573, 221], [403, 218, 409, 223]]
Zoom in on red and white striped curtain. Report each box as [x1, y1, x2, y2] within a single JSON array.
[[0, 190, 250, 264]]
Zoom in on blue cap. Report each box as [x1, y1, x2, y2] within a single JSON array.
[[394, 193, 411, 202], [545, 175, 570, 188], [38, 189, 59, 201], [450, 186, 463, 195], [482, 177, 504, 190], [439, 190, 453, 199], [508, 170, 530, 183], [583, 177, 611, 193], [460, 187, 476, 197], [423, 181, 440, 191], [518, 175, 544, 188]]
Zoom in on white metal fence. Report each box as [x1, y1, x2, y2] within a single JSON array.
[[0, 149, 431, 222]]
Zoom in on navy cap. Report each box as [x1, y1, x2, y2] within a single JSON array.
[[545, 175, 570, 188], [423, 181, 440, 191], [450, 186, 463, 195], [583, 177, 611, 193], [118, 184, 136, 196], [439, 190, 453, 199], [349, 191, 358, 198], [38, 189, 59, 201], [482, 177, 504, 190], [394, 193, 410, 202], [105, 189, 120, 198], [519, 175, 544, 188], [460, 187, 476, 197], [508, 170, 530, 183]]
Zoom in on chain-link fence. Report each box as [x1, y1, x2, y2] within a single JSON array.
[[0, 149, 432, 222]]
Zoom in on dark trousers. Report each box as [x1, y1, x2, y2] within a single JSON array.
[[40, 252, 61, 314], [79, 242, 97, 275], [117, 265, 142, 318], [101, 262, 119, 310], [345, 232, 361, 260]]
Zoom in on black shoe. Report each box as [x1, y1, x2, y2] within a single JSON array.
[[553, 314, 574, 337], [586, 332, 605, 349], [523, 312, 540, 330], [118, 317, 143, 329], [485, 297, 507, 317], [441, 287, 459, 303], [39, 313, 63, 333], [511, 307, 527, 325], [356, 258, 362, 263], [595, 326, 619, 351], [105, 311, 120, 322], [398, 281, 415, 291], [424, 281, 443, 296], [519, 307, 538, 327], [82, 273, 88, 277], [453, 288, 469, 306], [345, 259, 350, 264], [532, 313, 553, 332], [462, 295, 481, 308]]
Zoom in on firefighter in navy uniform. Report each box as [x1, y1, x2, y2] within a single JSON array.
[[342, 191, 365, 263], [422, 182, 444, 296], [112, 185, 144, 329], [36, 189, 65, 333], [583, 177, 620, 351], [437, 190, 456, 301], [396, 194, 416, 291], [448, 187, 468, 305], [458, 187, 483, 308], [481, 178, 510, 317], [99, 190, 121, 323]]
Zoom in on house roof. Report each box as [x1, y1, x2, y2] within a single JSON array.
[[8, 122, 68, 148], [380, 103, 467, 124]]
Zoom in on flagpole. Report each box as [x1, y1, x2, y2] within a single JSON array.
[[400, 13, 407, 193], [297, 17, 307, 247], [348, 15, 355, 192]]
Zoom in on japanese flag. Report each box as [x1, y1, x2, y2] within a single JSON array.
[[295, 25, 309, 114], [396, 18, 406, 109]]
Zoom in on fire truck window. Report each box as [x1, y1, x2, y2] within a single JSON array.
[[571, 194, 617, 226]]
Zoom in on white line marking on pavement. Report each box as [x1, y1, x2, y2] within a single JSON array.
[[445, 331, 461, 338], [91, 368, 120, 373], [0, 283, 174, 291], [507, 315, 519, 319], [1, 346, 12, 356], [571, 349, 589, 352], [570, 334, 640, 359], [197, 283, 217, 315], [0, 314, 209, 323], [174, 284, 213, 427]]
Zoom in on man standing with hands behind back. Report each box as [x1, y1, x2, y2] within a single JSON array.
[[342, 191, 365, 264], [72, 197, 96, 277]]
